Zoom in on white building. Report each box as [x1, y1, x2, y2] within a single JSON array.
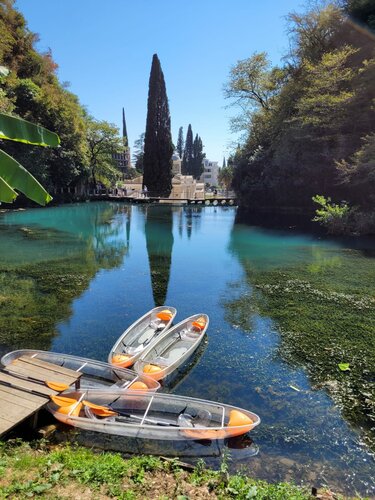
[[200, 159, 219, 187]]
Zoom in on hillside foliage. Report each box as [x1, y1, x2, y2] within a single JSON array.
[[226, 1, 375, 233], [0, 0, 122, 201]]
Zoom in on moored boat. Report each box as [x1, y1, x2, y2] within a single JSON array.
[[1, 350, 160, 392], [108, 306, 177, 368], [47, 389, 260, 440], [134, 314, 209, 381]]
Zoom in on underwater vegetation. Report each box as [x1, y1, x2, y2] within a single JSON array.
[[226, 247, 375, 451]]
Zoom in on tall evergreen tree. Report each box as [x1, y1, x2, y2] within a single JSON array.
[[122, 107, 128, 148], [182, 124, 193, 175], [222, 157, 226, 168], [176, 126, 184, 159], [143, 54, 173, 197], [192, 134, 205, 179]]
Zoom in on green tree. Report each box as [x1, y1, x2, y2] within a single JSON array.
[[0, 0, 90, 194], [143, 54, 173, 197], [122, 107, 128, 148], [86, 118, 122, 188], [192, 134, 205, 179], [132, 132, 145, 173], [312, 194, 351, 234], [182, 124, 193, 175], [286, 5, 343, 64], [337, 133, 375, 208], [176, 126, 184, 159], [218, 164, 234, 196], [224, 52, 284, 114]]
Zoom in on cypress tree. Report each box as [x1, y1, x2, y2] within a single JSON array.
[[192, 134, 205, 179], [182, 124, 193, 175], [176, 126, 184, 159], [143, 54, 173, 197], [122, 107, 128, 147]]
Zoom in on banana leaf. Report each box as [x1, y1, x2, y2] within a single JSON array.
[[0, 149, 52, 205], [0, 113, 60, 147], [0, 175, 17, 203]]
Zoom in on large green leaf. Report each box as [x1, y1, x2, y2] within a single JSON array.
[[0, 149, 52, 205], [0, 175, 17, 203], [0, 113, 60, 147]]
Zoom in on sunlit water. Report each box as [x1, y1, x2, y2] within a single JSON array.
[[0, 203, 374, 495]]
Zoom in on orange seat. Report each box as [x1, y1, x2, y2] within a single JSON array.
[[192, 316, 206, 331], [111, 354, 133, 367], [156, 310, 173, 321], [128, 381, 149, 391]]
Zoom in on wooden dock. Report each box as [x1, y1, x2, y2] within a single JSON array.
[[0, 355, 82, 437]]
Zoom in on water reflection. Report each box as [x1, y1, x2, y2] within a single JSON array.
[[55, 426, 259, 463], [0, 203, 131, 352], [144, 205, 174, 306]]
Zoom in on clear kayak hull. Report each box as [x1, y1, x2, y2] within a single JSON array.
[[47, 389, 260, 441], [134, 314, 209, 381], [108, 306, 177, 368], [1, 350, 160, 392]]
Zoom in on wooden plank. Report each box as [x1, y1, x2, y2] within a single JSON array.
[[0, 356, 82, 438], [0, 372, 56, 396], [5, 362, 77, 386], [0, 384, 45, 403], [0, 419, 15, 433], [0, 400, 34, 422], [0, 386, 46, 410], [16, 357, 79, 382], [18, 355, 82, 379]]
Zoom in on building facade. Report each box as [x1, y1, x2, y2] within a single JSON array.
[[200, 159, 219, 187]]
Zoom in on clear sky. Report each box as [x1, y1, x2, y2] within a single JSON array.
[[15, 0, 304, 163]]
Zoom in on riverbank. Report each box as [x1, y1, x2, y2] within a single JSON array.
[[0, 439, 349, 499]]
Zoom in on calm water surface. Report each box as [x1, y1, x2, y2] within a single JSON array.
[[0, 203, 374, 495]]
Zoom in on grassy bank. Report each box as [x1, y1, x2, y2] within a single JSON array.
[[0, 439, 338, 499]]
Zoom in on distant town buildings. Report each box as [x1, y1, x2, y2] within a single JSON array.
[[123, 151, 204, 200], [200, 159, 219, 187]]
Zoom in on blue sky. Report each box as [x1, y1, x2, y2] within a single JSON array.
[[16, 0, 304, 163]]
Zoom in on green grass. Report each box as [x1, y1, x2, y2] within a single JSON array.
[[0, 440, 319, 499]]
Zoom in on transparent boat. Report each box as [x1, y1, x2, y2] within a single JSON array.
[[47, 389, 260, 440], [108, 306, 177, 368], [134, 314, 209, 381], [1, 350, 160, 392]]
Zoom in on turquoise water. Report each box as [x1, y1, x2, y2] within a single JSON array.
[[0, 202, 374, 495]]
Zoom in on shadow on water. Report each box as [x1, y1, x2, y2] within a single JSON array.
[[161, 337, 208, 394]]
